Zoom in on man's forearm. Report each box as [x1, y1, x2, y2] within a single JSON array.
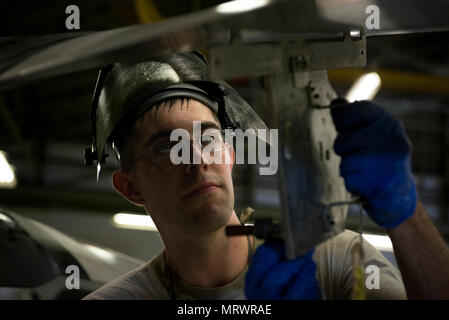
[[387, 200, 449, 299]]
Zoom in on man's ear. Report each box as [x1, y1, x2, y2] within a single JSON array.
[[112, 170, 145, 206]]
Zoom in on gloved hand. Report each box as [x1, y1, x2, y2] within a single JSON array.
[[331, 100, 417, 229], [245, 241, 322, 300]]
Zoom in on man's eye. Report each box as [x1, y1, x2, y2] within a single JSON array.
[[154, 142, 177, 154], [201, 135, 215, 145]]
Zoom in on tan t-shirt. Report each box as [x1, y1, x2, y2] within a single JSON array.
[[83, 230, 406, 300]]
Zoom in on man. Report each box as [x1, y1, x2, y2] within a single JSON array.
[[82, 51, 447, 300]]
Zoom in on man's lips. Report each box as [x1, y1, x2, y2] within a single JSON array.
[[183, 182, 220, 198]]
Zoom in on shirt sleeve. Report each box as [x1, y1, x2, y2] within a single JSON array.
[[314, 230, 407, 300]]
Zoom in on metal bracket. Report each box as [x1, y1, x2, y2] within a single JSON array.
[[209, 30, 365, 259], [307, 71, 338, 108], [209, 29, 366, 80]]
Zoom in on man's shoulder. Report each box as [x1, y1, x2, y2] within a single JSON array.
[[317, 229, 360, 251], [314, 229, 391, 269], [83, 251, 169, 300], [315, 229, 406, 299]]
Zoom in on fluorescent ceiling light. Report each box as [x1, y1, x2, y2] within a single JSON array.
[[0, 151, 17, 189], [112, 213, 158, 231], [345, 72, 381, 102], [216, 0, 270, 14], [362, 233, 393, 251]]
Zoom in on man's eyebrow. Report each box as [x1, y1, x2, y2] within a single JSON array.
[[142, 121, 221, 149], [201, 121, 221, 131], [142, 130, 174, 149]]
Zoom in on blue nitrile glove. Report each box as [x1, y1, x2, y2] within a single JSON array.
[[331, 100, 417, 229], [245, 241, 322, 300]]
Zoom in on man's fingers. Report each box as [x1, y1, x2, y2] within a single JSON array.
[[245, 242, 284, 296], [333, 114, 394, 156], [339, 153, 366, 176], [245, 246, 318, 300], [331, 101, 385, 133], [342, 172, 376, 196], [285, 258, 322, 300], [258, 256, 309, 299]]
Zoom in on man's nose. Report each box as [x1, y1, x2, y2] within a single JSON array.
[[185, 142, 208, 174]]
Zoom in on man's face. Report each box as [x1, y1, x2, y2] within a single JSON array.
[[116, 99, 235, 235]]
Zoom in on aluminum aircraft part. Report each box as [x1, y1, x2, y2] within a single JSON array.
[[209, 31, 366, 80], [307, 71, 340, 107], [268, 71, 350, 259]]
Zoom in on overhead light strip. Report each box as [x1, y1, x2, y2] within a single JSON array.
[[112, 213, 158, 231], [0, 151, 17, 189], [345, 72, 381, 102]]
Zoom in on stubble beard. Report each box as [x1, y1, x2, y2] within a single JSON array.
[[177, 190, 235, 236]]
